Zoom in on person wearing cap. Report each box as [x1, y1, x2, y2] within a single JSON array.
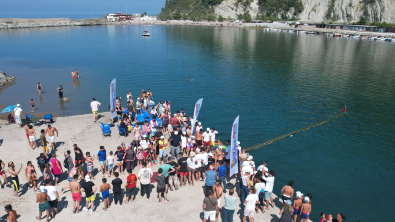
[[202, 128, 211, 151], [279, 199, 293, 222], [136, 97, 141, 114], [8, 162, 22, 198], [158, 136, 168, 164], [300, 196, 312, 222], [293, 191, 303, 221], [169, 130, 182, 161], [262, 170, 275, 210], [196, 121, 202, 133], [36, 185, 51, 221], [81, 175, 97, 215], [13, 104, 23, 127]]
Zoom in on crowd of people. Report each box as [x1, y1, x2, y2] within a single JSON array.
[[1, 88, 350, 222]]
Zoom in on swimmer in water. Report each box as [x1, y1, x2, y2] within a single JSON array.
[[187, 78, 189, 81]]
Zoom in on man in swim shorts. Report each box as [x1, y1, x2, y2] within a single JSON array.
[[62, 174, 81, 213], [45, 125, 58, 151], [97, 146, 107, 177], [24, 124, 32, 146], [27, 125, 37, 150], [81, 175, 97, 215], [8, 162, 22, 198], [281, 180, 294, 202], [36, 186, 51, 221], [100, 178, 111, 211], [300, 196, 312, 222], [90, 98, 101, 122], [57, 85, 63, 99], [293, 191, 303, 222]]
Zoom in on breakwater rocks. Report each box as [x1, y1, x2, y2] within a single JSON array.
[[0, 71, 15, 88], [0, 18, 107, 29]]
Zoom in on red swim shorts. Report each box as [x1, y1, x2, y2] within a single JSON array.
[[0, 171, 4, 176], [203, 141, 210, 147], [26, 133, 29, 140], [72, 193, 81, 201], [179, 172, 188, 176]]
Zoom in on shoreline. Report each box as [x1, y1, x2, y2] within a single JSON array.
[[0, 111, 312, 221], [1, 17, 394, 38]]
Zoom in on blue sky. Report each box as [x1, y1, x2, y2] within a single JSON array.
[[0, 0, 166, 16]]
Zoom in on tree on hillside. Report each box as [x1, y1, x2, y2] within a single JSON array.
[[190, 14, 196, 21], [183, 14, 188, 20], [173, 13, 182, 20], [237, 14, 243, 20], [218, 15, 224, 22], [208, 14, 215, 21], [261, 14, 267, 21], [244, 11, 252, 22]]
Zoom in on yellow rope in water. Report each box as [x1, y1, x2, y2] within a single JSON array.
[[246, 111, 347, 152]]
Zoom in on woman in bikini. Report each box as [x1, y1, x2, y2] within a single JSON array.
[[25, 161, 35, 190]]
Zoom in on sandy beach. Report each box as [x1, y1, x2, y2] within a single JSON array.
[[0, 112, 309, 222]]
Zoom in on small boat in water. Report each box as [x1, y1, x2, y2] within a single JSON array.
[[350, 35, 360, 38], [342, 34, 350, 38], [333, 33, 341, 37], [360, 35, 369, 40], [142, 31, 150, 37], [306, 31, 315, 34], [374, 36, 385, 41], [385, 38, 394, 42]]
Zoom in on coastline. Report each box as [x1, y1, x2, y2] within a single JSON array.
[[0, 112, 311, 221], [2, 17, 394, 38]]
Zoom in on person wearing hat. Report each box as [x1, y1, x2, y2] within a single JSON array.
[[81, 175, 97, 215], [136, 97, 141, 114], [8, 162, 22, 198], [202, 128, 211, 151], [13, 104, 23, 127], [279, 199, 293, 222], [158, 136, 168, 164], [293, 191, 303, 222], [300, 196, 312, 222]]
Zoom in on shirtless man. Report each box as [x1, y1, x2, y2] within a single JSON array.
[[24, 124, 32, 146], [147, 89, 152, 99], [45, 125, 58, 151], [196, 129, 203, 148], [4, 205, 17, 222], [62, 174, 81, 213], [75, 69, 79, 79], [99, 178, 111, 211], [215, 148, 224, 169], [36, 187, 51, 221], [281, 180, 294, 202], [300, 196, 312, 222], [293, 191, 303, 222], [71, 70, 76, 80], [239, 148, 248, 173], [213, 180, 223, 221], [27, 125, 37, 149], [8, 162, 23, 198]]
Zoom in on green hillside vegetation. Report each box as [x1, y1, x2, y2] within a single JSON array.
[[158, 0, 224, 20], [258, 0, 303, 19]]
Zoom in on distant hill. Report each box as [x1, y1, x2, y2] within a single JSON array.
[[158, 0, 395, 24]]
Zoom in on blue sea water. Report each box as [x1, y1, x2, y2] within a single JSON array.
[[1, 25, 395, 221]]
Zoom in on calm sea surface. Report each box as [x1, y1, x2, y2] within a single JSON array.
[[1, 25, 395, 221]]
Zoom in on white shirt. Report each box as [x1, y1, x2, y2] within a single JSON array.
[[245, 194, 259, 209], [225, 146, 231, 159], [210, 131, 218, 142], [90, 101, 101, 111], [138, 168, 153, 185], [181, 136, 187, 148], [14, 107, 22, 116], [201, 152, 208, 165], [257, 165, 268, 173], [262, 175, 275, 192], [187, 157, 196, 169], [107, 156, 114, 165], [195, 154, 202, 167], [141, 140, 149, 149], [237, 145, 241, 154], [44, 185, 57, 201], [196, 125, 202, 133], [143, 99, 148, 107], [242, 165, 253, 176], [150, 109, 157, 115], [203, 132, 211, 142], [150, 120, 158, 129]]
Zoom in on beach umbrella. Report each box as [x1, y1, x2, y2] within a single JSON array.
[[0, 105, 21, 113]]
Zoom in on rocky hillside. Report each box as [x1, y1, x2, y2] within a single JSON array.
[[159, 0, 395, 23]]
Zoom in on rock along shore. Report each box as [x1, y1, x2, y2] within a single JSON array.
[[0, 70, 15, 88]]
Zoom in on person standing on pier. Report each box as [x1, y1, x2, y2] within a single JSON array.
[[262, 170, 275, 210], [281, 180, 294, 202]]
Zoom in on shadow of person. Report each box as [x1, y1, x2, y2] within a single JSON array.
[[0, 139, 3, 146], [236, 205, 244, 221], [273, 196, 283, 209], [55, 141, 64, 148], [92, 168, 99, 179], [270, 213, 280, 222], [57, 196, 68, 212], [93, 193, 101, 211], [18, 182, 29, 197]]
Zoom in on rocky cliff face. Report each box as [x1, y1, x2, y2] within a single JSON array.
[[214, 0, 395, 23], [0, 71, 16, 88]]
